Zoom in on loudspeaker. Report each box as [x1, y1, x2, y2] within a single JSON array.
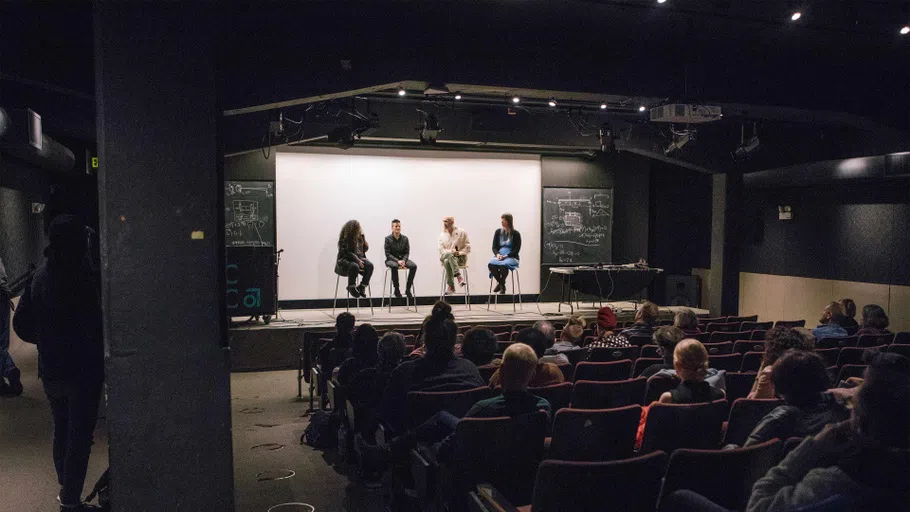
[[665, 275, 700, 308]]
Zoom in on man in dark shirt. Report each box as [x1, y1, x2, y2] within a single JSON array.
[[384, 219, 417, 299], [640, 326, 684, 379], [620, 301, 660, 339], [0, 254, 22, 396]]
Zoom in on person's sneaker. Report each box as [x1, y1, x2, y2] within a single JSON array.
[[356, 284, 367, 297], [393, 288, 402, 299], [446, 285, 456, 295], [499, 285, 507, 295], [346, 285, 361, 298], [406, 289, 414, 299], [493, 282, 503, 293], [456, 275, 465, 287]]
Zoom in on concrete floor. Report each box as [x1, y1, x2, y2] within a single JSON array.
[[1, 334, 383, 511]]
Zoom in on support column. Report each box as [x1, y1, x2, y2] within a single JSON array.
[[95, 4, 233, 511], [709, 172, 743, 316]]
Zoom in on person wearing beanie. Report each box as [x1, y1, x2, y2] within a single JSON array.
[[586, 306, 631, 349]]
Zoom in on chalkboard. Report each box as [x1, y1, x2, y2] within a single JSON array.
[[226, 246, 277, 317], [542, 187, 613, 264], [225, 181, 275, 247]]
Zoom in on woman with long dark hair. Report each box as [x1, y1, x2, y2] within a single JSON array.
[[858, 304, 891, 336], [334, 219, 373, 298], [488, 213, 521, 294]]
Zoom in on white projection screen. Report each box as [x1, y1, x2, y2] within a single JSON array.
[[276, 148, 542, 301]]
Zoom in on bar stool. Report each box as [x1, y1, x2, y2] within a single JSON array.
[[332, 274, 373, 316], [380, 266, 418, 313], [439, 264, 471, 310], [486, 267, 522, 312]]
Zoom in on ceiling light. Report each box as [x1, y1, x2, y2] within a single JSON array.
[[901, 26, 910, 35], [790, 11, 801, 21], [657, 0, 667, 3], [454, 94, 462, 100], [639, 105, 646, 112], [600, 103, 607, 110], [548, 98, 557, 107], [398, 89, 407, 96], [512, 96, 521, 104]]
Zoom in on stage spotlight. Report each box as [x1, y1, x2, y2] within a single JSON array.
[[599, 123, 615, 153], [600, 103, 607, 110], [901, 26, 910, 35], [790, 11, 801, 21], [639, 105, 646, 112], [548, 98, 557, 107], [454, 94, 462, 100], [657, 0, 667, 3], [512, 96, 521, 104], [398, 89, 407, 96]]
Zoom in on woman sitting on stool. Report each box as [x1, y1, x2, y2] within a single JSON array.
[[488, 212, 521, 294], [335, 219, 373, 298]]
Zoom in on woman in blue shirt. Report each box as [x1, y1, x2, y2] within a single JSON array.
[[488, 213, 521, 294]]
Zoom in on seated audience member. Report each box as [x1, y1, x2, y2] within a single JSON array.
[[348, 332, 408, 435], [838, 298, 859, 330], [317, 312, 356, 400], [856, 304, 892, 336], [408, 304, 457, 359], [336, 323, 379, 389], [461, 328, 500, 369], [489, 328, 563, 388], [744, 350, 848, 447], [621, 301, 660, 339], [746, 357, 910, 512], [658, 339, 725, 404], [673, 308, 701, 337], [544, 324, 584, 366], [748, 327, 812, 400], [828, 351, 910, 404], [379, 302, 485, 434], [640, 326, 685, 378], [587, 306, 631, 349], [564, 314, 586, 330], [811, 301, 848, 339], [532, 319, 556, 348]]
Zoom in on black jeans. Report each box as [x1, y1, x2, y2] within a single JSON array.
[[340, 259, 374, 287], [43, 378, 103, 506], [385, 259, 417, 291], [658, 490, 732, 512], [488, 263, 510, 285]]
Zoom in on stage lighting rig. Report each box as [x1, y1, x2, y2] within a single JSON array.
[[599, 123, 615, 153], [731, 122, 761, 162], [664, 126, 694, 155]]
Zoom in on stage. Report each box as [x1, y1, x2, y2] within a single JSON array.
[[228, 300, 709, 372]]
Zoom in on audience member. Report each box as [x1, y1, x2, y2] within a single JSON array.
[[543, 324, 584, 366], [811, 301, 848, 339], [348, 332, 408, 435], [0, 254, 22, 397], [489, 328, 563, 388], [318, 312, 356, 375], [658, 339, 725, 404], [856, 304, 892, 336], [531, 320, 556, 348], [747, 355, 910, 511], [12, 215, 104, 511], [586, 306, 631, 349], [564, 314, 586, 330], [336, 323, 379, 389], [673, 308, 701, 337], [838, 298, 859, 330], [744, 350, 848, 446], [379, 302, 485, 434], [460, 328, 499, 368], [640, 326, 685, 378], [621, 301, 660, 339], [747, 327, 811, 400], [409, 304, 456, 358]]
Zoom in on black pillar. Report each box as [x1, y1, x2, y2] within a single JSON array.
[[95, 4, 233, 510], [709, 172, 743, 316]]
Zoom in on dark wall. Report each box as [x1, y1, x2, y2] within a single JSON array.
[[741, 180, 910, 286], [0, 158, 48, 279]]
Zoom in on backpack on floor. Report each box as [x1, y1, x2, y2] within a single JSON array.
[[301, 410, 341, 449], [85, 468, 111, 511]]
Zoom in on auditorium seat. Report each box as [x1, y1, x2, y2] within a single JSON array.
[[734, 340, 765, 354], [699, 316, 727, 326], [487, 324, 513, 335], [708, 353, 742, 372], [547, 405, 642, 461], [571, 378, 647, 409], [706, 321, 742, 333], [858, 333, 895, 347], [837, 365, 867, 382], [658, 319, 674, 326], [725, 372, 757, 402], [660, 439, 782, 511], [469, 451, 669, 512], [750, 329, 768, 340], [727, 314, 759, 324], [722, 398, 784, 447], [496, 341, 512, 354], [581, 335, 596, 347], [703, 341, 734, 355], [640, 344, 660, 358], [739, 351, 764, 372], [640, 400, 728, 453], [695, 332, 712, 343], [837, 346, 884, 368], [774, 319, 806, 328], [894, 332, 910, 345], [528, 382, 573, 417], [574, 360, 633, 382], [587, 346, 640, 363], [888, 344, 910, 358], [814, 347, 841, 367], [457, 413, 548, 507], [815, 336, 856, 349], [644, 375, 680, 404], [741, 321, 773, 331], [633, 357, 664, 377], [845, 325, 860, 336], [564, 348, 588, 366], [478, 365, 497, 384], [406, 387, 495, 427], [628, 335, 652, 347], [494, 331, 512, 341], [556, 363, 573, 382], [708, 331, 750, 343]]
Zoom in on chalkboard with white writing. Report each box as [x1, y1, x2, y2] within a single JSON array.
[[542, 187, 613, 264], [225, 181, 275, 247]]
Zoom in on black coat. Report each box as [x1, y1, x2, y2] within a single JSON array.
[[335, 234, 369, 275], [492, 228, 521, 259]]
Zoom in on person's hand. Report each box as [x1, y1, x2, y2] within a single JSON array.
[[497, 254, 504, 261], [814, 420, 853, 446], [358, 260, 364, 269], [828, 387, 858, 404], [398, 260, 406, 268], [453, 250, 460, 257]]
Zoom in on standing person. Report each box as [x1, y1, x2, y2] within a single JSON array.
[[13, 215, 104, 511], [384, 219, 417, 299], [488, 213, 521, 294], [335, 220, 373, 298], [438, 216, 471, 295], [0, 254, 22, 397]]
